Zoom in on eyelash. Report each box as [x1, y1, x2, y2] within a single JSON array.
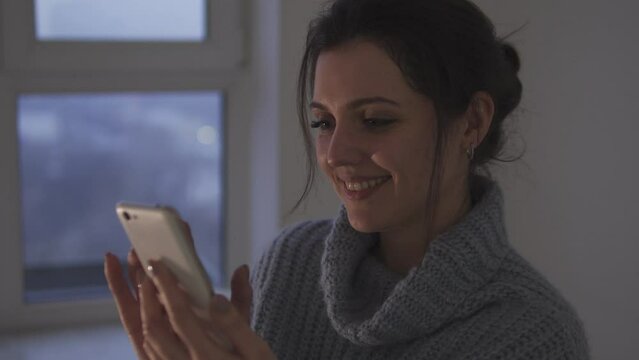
[[363, 118, 395, 128], [310, 119, 331, 130], [310, 117, 396, 130]]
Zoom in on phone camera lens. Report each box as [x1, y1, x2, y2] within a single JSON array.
[[123, 211, 131, 221]]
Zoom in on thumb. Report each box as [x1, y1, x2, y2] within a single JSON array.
[[230, 265, 252, 325]]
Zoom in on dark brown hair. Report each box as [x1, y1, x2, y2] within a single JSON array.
[[294, 0, 523, 217]]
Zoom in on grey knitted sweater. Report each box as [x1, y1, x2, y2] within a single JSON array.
[[250, 179, 590, 359]]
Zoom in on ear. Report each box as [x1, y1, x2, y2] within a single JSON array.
[[461, 91, 495, 154]]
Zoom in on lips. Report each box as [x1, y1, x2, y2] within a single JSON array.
[[339, 175, 391, 201], [344, 176, 390, 191]]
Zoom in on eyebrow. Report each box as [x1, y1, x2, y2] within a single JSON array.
[[309, 96, 400, 111]]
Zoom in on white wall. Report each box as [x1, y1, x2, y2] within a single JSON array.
[[275, 1, 639, 359], [278, 0, 341, 227], [475, 1, 639, 359]]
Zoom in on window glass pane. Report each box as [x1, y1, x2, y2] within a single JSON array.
[[35, 0, 206, 41], [18, 92, 224, 302]]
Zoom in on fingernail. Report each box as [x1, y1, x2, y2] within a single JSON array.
[[212, 295, 231, 313]]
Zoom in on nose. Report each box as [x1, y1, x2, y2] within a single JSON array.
[[326, 123, 366, 168]]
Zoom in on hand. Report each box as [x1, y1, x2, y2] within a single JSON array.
[[104, 249, 148, 360], [104, 242, 274, 359]]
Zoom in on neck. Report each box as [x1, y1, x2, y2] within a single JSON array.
[[376, 177, 473, 275]]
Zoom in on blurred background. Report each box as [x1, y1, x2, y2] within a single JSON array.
[[0, 0, 637, 359]]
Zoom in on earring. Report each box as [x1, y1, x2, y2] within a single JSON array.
[[466, 144, 475, 161]]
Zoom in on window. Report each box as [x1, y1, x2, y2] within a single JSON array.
[[0, 0, 246, 330], [35, 0, 206, 42], [3, 0, 243, 72], [19, 92, 225, 303]]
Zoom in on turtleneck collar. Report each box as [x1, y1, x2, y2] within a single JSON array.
[[320, 177, 509, 346]]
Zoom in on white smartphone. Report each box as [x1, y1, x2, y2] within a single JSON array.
[[115, 202, 213, 311]]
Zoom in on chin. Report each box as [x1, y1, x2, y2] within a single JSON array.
[[345, 208, 385, 234]]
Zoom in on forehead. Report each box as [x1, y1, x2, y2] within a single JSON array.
[[313, 40, 415, 107]]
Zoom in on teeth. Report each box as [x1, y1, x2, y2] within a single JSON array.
[[345, 177, 389, 192]]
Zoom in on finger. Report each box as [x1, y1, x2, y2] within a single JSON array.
[[142, 341, 161, 360], [148, 261, 238, 359], [104, 253, 148, 360], [143, 333, 181, 360], [146, 260, 211, 352], [230, 265, 252, 325], [127, 249, 144, 299], [139, 276, 189, 360], [210, 295, 273, 360]]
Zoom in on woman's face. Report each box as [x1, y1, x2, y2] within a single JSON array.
[[312, 40, 465, 233]]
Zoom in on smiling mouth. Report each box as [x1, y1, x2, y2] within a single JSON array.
[[344, 176, 391, 191]]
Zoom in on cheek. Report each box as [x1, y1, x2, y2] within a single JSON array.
[[315, 134, 331, 174], [373, 135, 434, 192]]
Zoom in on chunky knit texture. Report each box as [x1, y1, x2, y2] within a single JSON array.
[[251, 179, 590, 359]]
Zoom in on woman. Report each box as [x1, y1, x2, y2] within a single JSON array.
[[105, 0, 590, 358]]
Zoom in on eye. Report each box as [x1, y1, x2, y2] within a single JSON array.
[[363, 118, 396, 128], [310, 116, 334, 131], [310, 120, 328, 129]]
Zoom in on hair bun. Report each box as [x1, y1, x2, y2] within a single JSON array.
[[501, 43, 521, 73]]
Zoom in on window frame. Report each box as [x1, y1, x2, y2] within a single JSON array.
[[2, 0, 244, 72], [0, 0, 248, 332]]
